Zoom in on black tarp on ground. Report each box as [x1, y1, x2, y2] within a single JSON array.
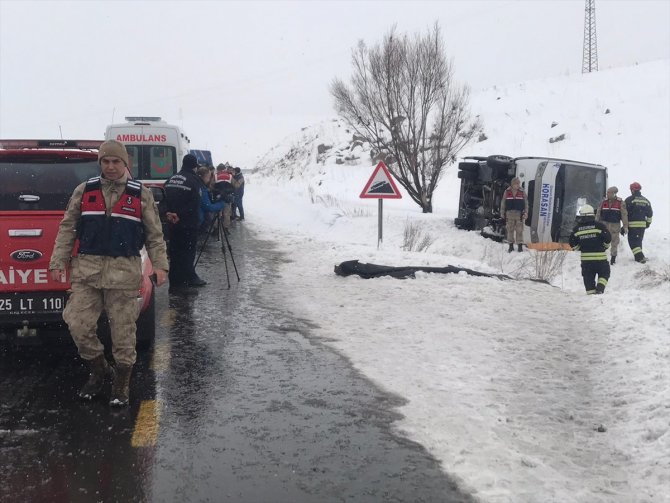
[[334, 260, 512, 280]]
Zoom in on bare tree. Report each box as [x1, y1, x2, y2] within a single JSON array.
[[331, 24, 480, 213]]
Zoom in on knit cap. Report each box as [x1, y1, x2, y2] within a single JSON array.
[[182, 154, 198, 170], [98, 140, 129, 166]]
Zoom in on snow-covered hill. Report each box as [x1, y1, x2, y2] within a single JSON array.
[[255, 59, 669, 235], [246, 61, 669, 502]]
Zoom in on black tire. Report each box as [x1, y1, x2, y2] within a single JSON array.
[[136, 289, 156, 350], [487, 155, 513, 170], [458, 162, 479, 173], [454, 217, 474, 230], [458, 170, 478, 181]]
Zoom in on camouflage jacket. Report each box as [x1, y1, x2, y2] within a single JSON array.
[[49, 173, 169, 289]]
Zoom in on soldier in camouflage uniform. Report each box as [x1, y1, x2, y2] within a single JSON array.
[[49, 140, 169, 406], [595, 186, 628, 265], [500, 177, 528, 252]]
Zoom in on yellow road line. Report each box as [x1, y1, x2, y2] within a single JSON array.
[[131, 399, 160, 448], [160, 309, 176, 327], [151, 340, 171, 373]]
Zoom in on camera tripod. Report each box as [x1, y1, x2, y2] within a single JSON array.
[[194, 210, 240, 288]]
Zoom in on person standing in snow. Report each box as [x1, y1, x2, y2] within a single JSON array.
[[500, 177, 527, 252], [214, 163, 234, 230], [232, 167, 245, 221], [165, 154, 207, 288], [624, 182, 653, 263], [569, 204, 612, 294], [196, 166, 226, 233], [49, 140, 169, 406], [596, 186, 628, 265]]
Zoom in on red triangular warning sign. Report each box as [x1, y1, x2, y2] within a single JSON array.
[[359, 162, 402, 199]]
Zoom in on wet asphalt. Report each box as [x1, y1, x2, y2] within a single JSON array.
[[0, 223, 474, 503]]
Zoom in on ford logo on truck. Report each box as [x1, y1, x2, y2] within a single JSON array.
[[11, 249, 43, 262]]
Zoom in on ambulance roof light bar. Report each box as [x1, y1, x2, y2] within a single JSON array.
[[124, 116, 163, 123]]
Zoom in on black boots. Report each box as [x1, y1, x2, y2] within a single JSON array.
[[518, 244, 523, 252], [110, 364, 133, 407], [78, 356, 132, 406], [508, 243, 514, 253], [79, 355, 114, 400], [610, 255, 616, 265]]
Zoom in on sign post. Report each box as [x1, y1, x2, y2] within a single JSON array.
[[359, 162, 402, 248]]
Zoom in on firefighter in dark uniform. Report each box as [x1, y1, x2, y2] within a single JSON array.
[[624, 182, 653, 263], [569, 204, 612, 295], [164, 154, 207, 288], [50, 140, 169, 406], [596, 186, 628, 265]]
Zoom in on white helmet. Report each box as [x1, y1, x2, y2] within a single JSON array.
[[578, 204, 595, 217]]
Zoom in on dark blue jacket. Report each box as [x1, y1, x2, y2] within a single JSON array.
[[165, 168, 202, 229]]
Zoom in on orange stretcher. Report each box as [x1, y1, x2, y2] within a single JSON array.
[[526, 242, 573, 251]]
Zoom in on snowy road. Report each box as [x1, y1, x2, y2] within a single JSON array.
[[0, 224, 473, 503]]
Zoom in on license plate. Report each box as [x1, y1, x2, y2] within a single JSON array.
[[0, 292, 67, 316]]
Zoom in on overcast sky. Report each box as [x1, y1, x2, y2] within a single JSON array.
[[1, 0, 668, 166]]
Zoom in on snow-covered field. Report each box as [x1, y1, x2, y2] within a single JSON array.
[[245, 60, 669, 502]]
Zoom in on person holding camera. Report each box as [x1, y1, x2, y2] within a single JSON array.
[[197, 166, 226, 233]]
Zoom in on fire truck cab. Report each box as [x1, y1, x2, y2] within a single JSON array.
[[105, 116, 190, 181]]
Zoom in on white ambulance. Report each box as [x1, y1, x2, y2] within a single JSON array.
[[105, 117, 190, 180]]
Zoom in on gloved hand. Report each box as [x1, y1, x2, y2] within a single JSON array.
[[646, 222, 651, 228], [620, 228, 627, 236]]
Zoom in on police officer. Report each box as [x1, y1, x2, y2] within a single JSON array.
[[596, 186, 628, 265], [500, 177, 528, 252], [625, 182, 653, 263], [165, 154, 207, 288], [569, 204, 612, 294], [49, 140, 169, 406]]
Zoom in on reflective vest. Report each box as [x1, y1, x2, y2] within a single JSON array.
[[216, 171, 232, 183], [78, 177, 145, 257], [569, 220, 611, 261], [504, 188, 525, 212], [598, 197, 623, 223], [625, 194, 653, 229]]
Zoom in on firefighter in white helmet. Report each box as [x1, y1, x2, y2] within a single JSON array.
[[569, 204, 612, 294]]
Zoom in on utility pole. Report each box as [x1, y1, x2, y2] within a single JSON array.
[[582, 0, 598, 73]]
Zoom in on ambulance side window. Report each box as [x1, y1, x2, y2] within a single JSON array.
[[126, 146, 140, 179], [149, 146, 175, 179]]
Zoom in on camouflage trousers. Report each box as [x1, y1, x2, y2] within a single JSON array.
[[222, 203, 231, 229], [63, 283, 139, 365], [505, 210, 524, 244], [603, 221, 621, 257]]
